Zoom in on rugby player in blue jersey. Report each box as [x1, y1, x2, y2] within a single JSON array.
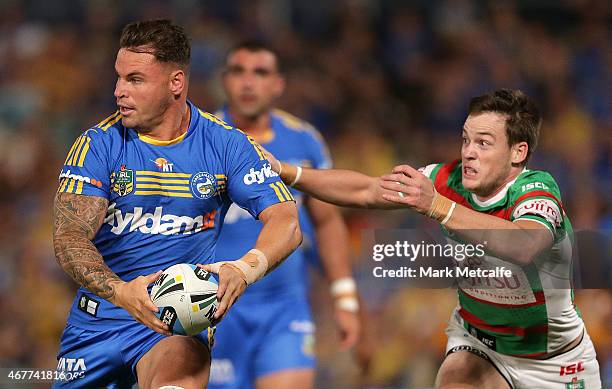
[[52, 20, 301, 389], [208, 42, 361, 389]]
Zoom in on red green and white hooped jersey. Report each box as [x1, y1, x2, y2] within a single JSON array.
[[422, 160, 582, 358]]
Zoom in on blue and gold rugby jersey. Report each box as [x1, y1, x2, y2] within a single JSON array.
[[215, 108, 331, 300], [57, 101, 294, 329]]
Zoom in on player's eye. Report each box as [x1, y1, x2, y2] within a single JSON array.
[[254, 68, 271, 76], [227, 66, 244, 75], [462, 136, 469, 144]]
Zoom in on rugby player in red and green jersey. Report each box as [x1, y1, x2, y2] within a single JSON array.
[[265, 89, 602, 388]]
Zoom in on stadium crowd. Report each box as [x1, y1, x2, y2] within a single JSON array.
[[0, 1, 609, 388]]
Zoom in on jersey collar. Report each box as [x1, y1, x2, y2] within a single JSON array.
[[470, 168, 529, 208], [137, 101, 198, 146]]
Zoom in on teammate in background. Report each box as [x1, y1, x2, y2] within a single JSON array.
[[266, 89, 602, 388], [208, 41, 360, 389], [52, 21, 301, 389]]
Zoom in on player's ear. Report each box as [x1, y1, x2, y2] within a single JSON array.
[[169, 69, 186, 96], [273, 76, 286, 99], [511, 141, 528, 165]]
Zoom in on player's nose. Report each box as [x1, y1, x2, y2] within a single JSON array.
[[462, 143, 477, 160], [114, 78, 127, 99]]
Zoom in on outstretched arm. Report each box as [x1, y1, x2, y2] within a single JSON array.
[[265, 151, 400, 209], [53, 192, 171, 336]]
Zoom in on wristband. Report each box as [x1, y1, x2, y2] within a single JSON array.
[[441, 201, 456, 225], [280, 162, 298, 186], [335, 296, 360, 313], [289, 166, 302, 187], [330, 277, 357, 297]]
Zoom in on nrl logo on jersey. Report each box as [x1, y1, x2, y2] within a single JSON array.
[[111, 165, 134, 196]]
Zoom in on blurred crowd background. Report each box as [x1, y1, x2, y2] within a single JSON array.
[[0, 0, 610, 388]]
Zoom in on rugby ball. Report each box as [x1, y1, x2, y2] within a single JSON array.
[[150, 264, 219, 336]]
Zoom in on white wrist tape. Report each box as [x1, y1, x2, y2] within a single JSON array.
[[330, 277, 357, 297], [335, 296, 360, 313], [441, 201, 456, 225], [289, 166, 302, 187], [209, 249, 269, 285]]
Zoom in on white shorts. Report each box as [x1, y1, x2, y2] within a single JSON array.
[[445, 311, 602, 389]]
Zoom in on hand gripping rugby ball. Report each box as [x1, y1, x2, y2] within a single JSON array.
[[150, 264, 219, 335]]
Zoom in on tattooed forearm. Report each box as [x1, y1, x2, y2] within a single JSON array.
[[53, 192, 123, 301]]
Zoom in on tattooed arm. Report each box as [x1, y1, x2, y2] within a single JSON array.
[[52, 192, 122, 299], [52, 192, 170, 335]]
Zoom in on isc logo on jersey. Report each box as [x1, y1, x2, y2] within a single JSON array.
[[243, 163, 278, 185], [105, 203, 216, 235]]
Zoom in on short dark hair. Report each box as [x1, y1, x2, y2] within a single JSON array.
[[225, 40, 282, 73], [120, 19, 190, 67], [468, 89, 541, 166]]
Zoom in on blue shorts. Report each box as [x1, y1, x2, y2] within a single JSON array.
[[53, 320, 213, 388], [208, 294, 316, 389]]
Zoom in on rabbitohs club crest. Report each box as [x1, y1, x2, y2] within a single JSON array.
[[111, 165, 134, 196]]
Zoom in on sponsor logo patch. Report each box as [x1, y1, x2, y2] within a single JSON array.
[[521, 182, 550, 192], [152, 157, 174, 172], [59, 169, 103, 188], [243, 163, 278, 185], [513, 198, 562, 227], [104, 203, 216, 235], [77, 294, 99, 317], [56, 357, 87, 382], [468, 324, 497, 351], [565, 377, 585, 389]]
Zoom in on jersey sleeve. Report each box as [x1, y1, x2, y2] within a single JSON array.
[[419, 163, 443, 181], [224, 130, 294, 218], [301, 125, 332, 169], [510, 172, 565, 239], [57, 129, 111, 198]]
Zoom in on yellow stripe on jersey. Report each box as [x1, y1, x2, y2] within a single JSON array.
[[101, 113, 122, 131], [96, 111, 120, 128], [75, 180, 84, 194], [198, 110, 233, 130], [134, 190, 193, 198], [276, 181, 294, 201], [136, 184, 191, 191], [58, 178, 69, 193], [136, 171, 192, 178], [76, 137, 91, 167], [269, 183, 285, 202], [66, 179, 76, 193], [246, 136, 266, 160], [69, 136, 87, 166], [64, 136, 82, 165], [136, 177, 190, 184]]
